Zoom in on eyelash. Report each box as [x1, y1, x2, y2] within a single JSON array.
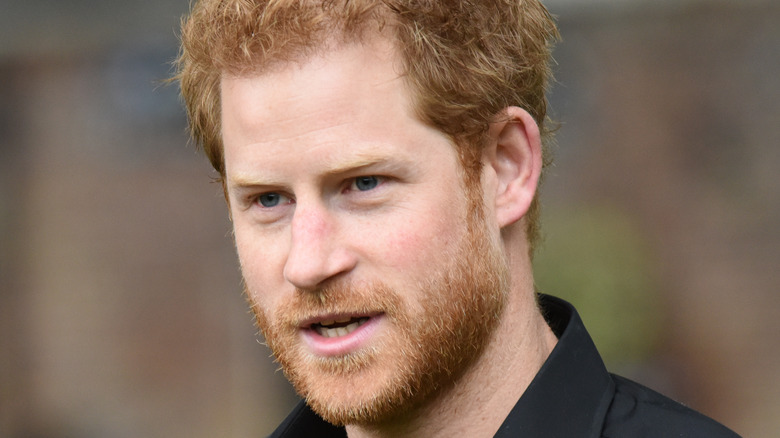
[[347, 175, 383, 193], [249, 175, 387, 209], [254, 192, 293, 208]]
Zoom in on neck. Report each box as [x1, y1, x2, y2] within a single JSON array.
[[345, 279, 558, 438]]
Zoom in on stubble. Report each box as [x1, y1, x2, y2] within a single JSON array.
[[249, 211, 509, 426]]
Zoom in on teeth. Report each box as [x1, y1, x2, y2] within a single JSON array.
[[314, 318, 367, 338]]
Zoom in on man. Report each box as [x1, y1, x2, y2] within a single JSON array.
[[175, 1, 740, 436]]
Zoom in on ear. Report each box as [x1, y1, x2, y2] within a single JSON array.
[[483, 107, 542, 228]]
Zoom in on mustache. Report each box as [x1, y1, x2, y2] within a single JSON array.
[[272, 281, 404, 329]]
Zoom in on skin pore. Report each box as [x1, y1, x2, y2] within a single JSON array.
[[220, 34, 558, 437]]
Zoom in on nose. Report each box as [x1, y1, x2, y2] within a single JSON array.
[[283, 204, 356, 290]]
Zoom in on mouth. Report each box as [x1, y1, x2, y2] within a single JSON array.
[[300, 313, 383, 356], [310, 316, 371, 338]]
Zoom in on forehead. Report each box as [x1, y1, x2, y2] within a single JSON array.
[[219, 36, 447, 175], [224, 37, 407, 134]]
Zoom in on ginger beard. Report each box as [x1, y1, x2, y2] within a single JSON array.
[[246, 175, 510, 426]]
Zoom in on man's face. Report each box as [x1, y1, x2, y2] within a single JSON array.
[[221, 37, 509, 425]]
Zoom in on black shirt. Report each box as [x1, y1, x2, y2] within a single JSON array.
[[268, 295, 740, 437]]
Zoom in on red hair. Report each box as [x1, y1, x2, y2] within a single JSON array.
[[175, 0, 559, 254]]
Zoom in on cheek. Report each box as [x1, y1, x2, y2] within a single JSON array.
[[234, 225, 287, 306], [365, 207, 462, 272]]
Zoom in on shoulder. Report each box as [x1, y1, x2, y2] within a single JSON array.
[[602, 374, 741, 438]]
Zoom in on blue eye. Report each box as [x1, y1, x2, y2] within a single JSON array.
[[354, 176, 379, 191], [257, 192, 282, 207]]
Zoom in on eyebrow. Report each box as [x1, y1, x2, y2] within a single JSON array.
[[321, 153, 404, 177], [227, 151, 413, 190]]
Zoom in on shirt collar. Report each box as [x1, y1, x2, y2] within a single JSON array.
[[494, 294, 615, 438]]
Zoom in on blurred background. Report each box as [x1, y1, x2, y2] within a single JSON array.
[[1, 0, 778, 436]]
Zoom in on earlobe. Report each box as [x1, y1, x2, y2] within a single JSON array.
[[485, 107, 542, 228]]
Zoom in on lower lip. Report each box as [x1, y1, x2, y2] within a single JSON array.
[[301, 315, 383, 357]]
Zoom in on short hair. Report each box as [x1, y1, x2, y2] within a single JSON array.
[[175, 0, 559, 255]]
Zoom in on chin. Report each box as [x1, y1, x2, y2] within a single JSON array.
[[300, 359, 416, 426]]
